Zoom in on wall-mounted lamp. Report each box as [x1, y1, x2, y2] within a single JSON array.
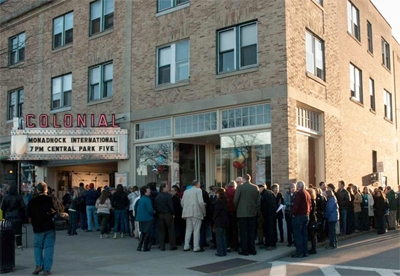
[[8, 170, 13, 174]]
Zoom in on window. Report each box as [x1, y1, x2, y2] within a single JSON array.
[[135, 119, 171, 140], [9, 33, 25, 65], [306, 32, 325, 80], [7, 88, 24, 120], [297, 106, 320, 133], [350, 63, 362, 103], [218, 22, 258, 74], [372, 151, 377, 173], [157, 0, 189, 12], [347, 1, 360, 41], [90, 0, 114, 36], [367, 21, 373, 53], [384, 90, 393, 121], [382, 38, 391, 70], [175, 112, 217, 136], [222, 104, 270, 130], [89, 62, 113, 102], [316, 0, 323, 5], [53, 12, 73, 49], [157, 39, 189, 85], [52, 73, 72, 109], [369, 78, 375, 111]]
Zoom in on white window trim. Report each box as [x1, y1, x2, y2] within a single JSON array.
[[89, 62, 113, 102], [217, 28, 236, 74], [174, 111, 219, 137], [239, 22, 258, 70], [350, 63, 362, 103], [156, 1, 190, 17], [384, 90, 392, 121], [306, 31, 325, 80], [52, 73, 72, 110]]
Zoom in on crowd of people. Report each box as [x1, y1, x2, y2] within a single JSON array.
[[0, 176, 399, 274]]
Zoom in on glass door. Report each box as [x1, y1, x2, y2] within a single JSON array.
[[178, 143, 205, 187]]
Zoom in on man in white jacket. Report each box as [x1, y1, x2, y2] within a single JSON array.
[[181, 180, 206, 252]]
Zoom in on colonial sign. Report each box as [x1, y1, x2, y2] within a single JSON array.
[[10, 128, 128, 160]]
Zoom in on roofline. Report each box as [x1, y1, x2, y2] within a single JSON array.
[[368, 0, 392, 29]]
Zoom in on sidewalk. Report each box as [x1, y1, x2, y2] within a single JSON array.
[[10, 225, 294, 276]]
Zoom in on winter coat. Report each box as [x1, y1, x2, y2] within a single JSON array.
[[386, 190, 398, 211], [111, 191, 129, 210], [284, 191, 294, 214], [316, 194, 326, 222], [362, 193, 375, 217], [226, 186, 236, 213], [96, 198, 112, 214], [260, 189, 277, 218], [85, 189, 100, 206], [374, 196, 389, 217], [233, 182, 260, 218], [325, 196, 339, 222], [128, 191, 140, 211], [353, 192, 363, 213], [155, 192, 174, 215], [1, 192, 25, 220], [213, 199, 229, 228], [336, 189, 350, 210], [27, 194, 56, 233], [136, 195, 155, 222], [181, 187, 206, 220]]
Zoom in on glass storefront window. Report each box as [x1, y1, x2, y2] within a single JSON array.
[[222, 104, 271, 129], [175, 111, 217, 136], [221, 131, 271, 186], [136, 142, 172, 187], [135, 119, 171, 140]]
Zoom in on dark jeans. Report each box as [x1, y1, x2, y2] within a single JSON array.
[[216, 227, 227, 256], [361, 208, 370, 231], [8, 218, 22, 246], [158, 214, 176, 250], [34, 230, 55, 271], [285, 213, 293, 245], [309, 229, 317, 252], [239, 216, 256, 254], [354, 212, 362, 231], [346, 210, 355, 234], [227, 212, 238, 250], [200, 220, 210, 246], [377, 215, 386, 234], [276, 215, 284, 242], [98, 213, 110, 235], [263, 216, 276, 247], [114, 210, 126, 233], [79, 212, 87, 230], [292, 215, 309, 256], [328, 221, 337, 247], [339, 209, 347, 235], [68, 211, 78, 235]]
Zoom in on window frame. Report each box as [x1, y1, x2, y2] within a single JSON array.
[[157, 0, 189, 12], [367, 21, 373, 53], [7, 88, 24, 120], [305, 31, 325, 81], [369, 78, 375, 111], [89, 0, 114, 37], [156, 39, 190, 86], [384, 89, 393, 121], [217, 21, 258, 74], [52, 11, 74, 50], [88, 61, 113, 102], [350, 63, 363, 103], [347, 1, 360, 41], [8, 32, 25, 66], [51, 73, 72, 110], [382, 38, 391, 70]]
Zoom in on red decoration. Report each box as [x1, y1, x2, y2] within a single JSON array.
[[240, 163, 246, 169], [233, 161, 241, 169]]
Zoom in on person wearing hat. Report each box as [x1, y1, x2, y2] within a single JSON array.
[[86, 183, 100, 232]]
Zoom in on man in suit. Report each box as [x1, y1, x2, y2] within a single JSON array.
[[181, 180, 206, 252], [234, 174, 260, 256]]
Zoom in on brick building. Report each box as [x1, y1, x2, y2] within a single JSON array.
[[0, 0, 399, 196]]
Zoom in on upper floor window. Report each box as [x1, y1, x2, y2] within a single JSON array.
[[382, 38, 391, 70], [316, 0, 323, 6], [158, 0, 189, 12], [306, 32, 325, 80], [89, 62, 113, 102], [384, 90, 393, 121], [53, 12, 73, 49], [9, 32, 25, 65], [347, 1, 360, 41], [218, 21, 258, 74], [369, 78, 375, 111], [52, 73, 72, 109], [350, 63, 362, 103], [367, 21, 373, 53], [7, 88, 24, 120], [157, 39, 189, 85], [90, 0, 114, 36]]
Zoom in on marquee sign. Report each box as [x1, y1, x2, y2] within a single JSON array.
[[10, 128, 128, 160]]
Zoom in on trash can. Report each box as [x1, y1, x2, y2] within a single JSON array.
[[0, 220, 15, 273]]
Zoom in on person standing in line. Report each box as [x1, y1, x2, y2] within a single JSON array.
[[96, 190, 112, 238], [136, 186, 156, 251], [1, 184, 25, 248], [225, 180, 238, 252], [155, 184, 177, 251], [257, 184, 266, 246], [291, 181, 311, 258], [67, 188, 79, 236], [234, 174, 260, 256], [213, 188, 229, 257], [346, 186, 355, 235], [85, 183, 100, 232], [319, 182, 327, 197], [385, 186, 398, 230], [170, 186, 184, 246], [336, 181, 350, 236], [112, 184, 129, 239], [182, 180, 206, 252], [361, 187, 374, 231], [272, 183, 284, 243], [315, 188, 327, 242], [373, 190, 389, 235], [209, 186, 218, 249], [128, 186, 140, 237], [284, 183, 295, 247], [77, 183, 87, 231], [27, 182, 56, 276], [307, 188, 317, 255], [261, 185, 277, 250], [352, 186, 363, 232], [325, 190, 339, 249], [200, 184, 211, 248]]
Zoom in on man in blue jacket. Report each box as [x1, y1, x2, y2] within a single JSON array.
[[85, 183, 100, 232]]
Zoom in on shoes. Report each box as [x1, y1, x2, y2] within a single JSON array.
[[85, 230, 92, 232], [210, 246, 216, 249], [194, 248, 205, 252], [32, 266, 43, 275], [160, 248, 165, 251], [227, 248, 231, 253], [100, 235, 104, 239], [113, 233, 117, 239], [266, 247, 277, 251], [183, 249, 190, 252], [96, 229, 100, 231], [250, 251, 257, 255], [143, 248, 150, 252], [202, 243, 210, 247], [121, 233, 124, 238], [17, 245, 22, 249], [215, 253, 226, 257], [170, 247, 178, 251], [256, 241, 263, 245], [238, 252, 249, 256], [291, 253, 303, 258], [325, 246, 336, 250], [103, 234, 108, 238], [287, 244, 292, 247], [308, 249, 317, 255], [42, 271, 52, 275], [136, 248, 142, 251]]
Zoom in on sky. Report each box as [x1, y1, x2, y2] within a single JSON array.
[[370, 0, 400, 43]]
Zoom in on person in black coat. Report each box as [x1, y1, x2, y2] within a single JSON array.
[[200, 184, 211, 247], [171, 186, 184, 245], [307, 188, 318, 254], [261, 188, 277, 250], [213, 188, 230, 257], [272, 184, 284, 243], [316, 188, 327, 242], [373, 191, 389, 235], [111, 184, 129, 238], [155, 184, 177, 251]]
